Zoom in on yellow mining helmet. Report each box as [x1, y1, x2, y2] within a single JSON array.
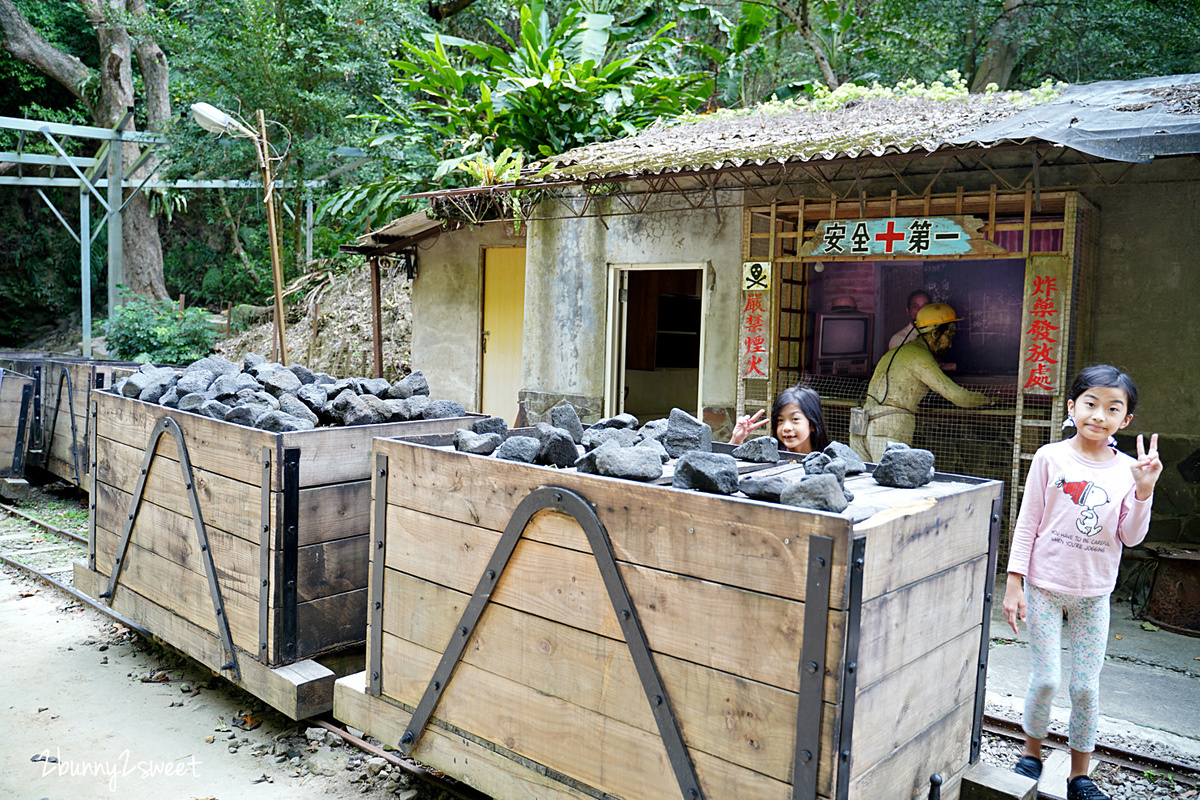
[[915, 302, 962, 331]]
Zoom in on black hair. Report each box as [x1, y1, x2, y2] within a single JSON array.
[[771, 386, 831, 452], [907, 289, 932, 307], [1069, 364, 1138, 415]]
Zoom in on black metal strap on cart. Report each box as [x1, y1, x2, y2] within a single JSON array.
[[971, 493, 1005, 763], [100, 415, 241, 681], [3, 377, 34, 476], [833, 536, 867, 800], [42, 366, 81, 484], [396, 485, 706, 800], [792, 535, 834, 800]]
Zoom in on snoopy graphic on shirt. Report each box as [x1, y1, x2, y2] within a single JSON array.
[[1053, 475, 1109, 537]]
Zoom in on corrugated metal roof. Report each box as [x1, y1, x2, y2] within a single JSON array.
[[523, 73, 1200, 184]]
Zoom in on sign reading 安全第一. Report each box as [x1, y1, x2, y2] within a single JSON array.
[[797, 216, 1009, 258]]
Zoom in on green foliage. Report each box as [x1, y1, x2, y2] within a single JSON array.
[[325, 0, 713, 228], [105, 293, 217, 364], [162, 239, 272, 307]]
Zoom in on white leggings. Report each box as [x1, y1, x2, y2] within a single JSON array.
[[1022, 583, 1110, 752]]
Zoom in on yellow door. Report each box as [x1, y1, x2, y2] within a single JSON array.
[[482, 247, 526, 423]]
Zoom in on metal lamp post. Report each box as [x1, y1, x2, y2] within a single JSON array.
[[190, 102, 288, 365]]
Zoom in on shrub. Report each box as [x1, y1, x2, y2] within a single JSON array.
[[105, 293, 217, 364]]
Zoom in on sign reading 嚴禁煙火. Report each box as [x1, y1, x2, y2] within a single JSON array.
[[798, 216, 1008, 258]]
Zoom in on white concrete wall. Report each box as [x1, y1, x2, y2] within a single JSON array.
[[522, 190, 743, 412], [410, 221, 524, 412]]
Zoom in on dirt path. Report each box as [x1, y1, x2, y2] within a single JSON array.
[[0, 564, 447, 800]]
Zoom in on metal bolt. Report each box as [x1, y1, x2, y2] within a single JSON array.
[[807, 661, 819, 674], [800, 750, 812, 762], [689, 790, 698, 799], [200, 544, 207, 552], [287, 525, 296, 535], [460, 627, 469, 636], [379, 468, 386, 476], [264, 461, 270, 468], [261, 642, 267, 649], [215, 608, 223, 616], [261, 579, 268, 587], [487, 570, 495, 580], [374, 601, 381, 610], [287, 580, 294, 588], [621, 610, 630, 620], [262, 524, 269, 533], [433, 681, 441, 691], [184, 483, 192, 490], [127, 513, 133, 520], [555, 493, 562, 502], [371, 671, 379, 681], [841, 749, 850, 762], [400, 732, 413, 745], [376, 540, 384, 549], [817, 556, 825, 567], [653, 695, 662, 706], [847, 662, 856, 674], [854, 557, 864, 568], [140, 468, 146, 475], [286, 642, 294, 651]]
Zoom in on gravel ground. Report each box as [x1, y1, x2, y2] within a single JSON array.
[[981, 701, 1198, 799]]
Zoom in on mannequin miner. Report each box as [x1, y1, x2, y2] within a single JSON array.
[[851, 303, 993, 462]]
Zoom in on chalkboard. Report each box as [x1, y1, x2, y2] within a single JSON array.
[[922, 258, 1025, 376]]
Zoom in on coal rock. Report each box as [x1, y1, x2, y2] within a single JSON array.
[[534, 423, 579, 468], [472, 417, 508, 439], [333, 390, 378, 426], [592, 413, 639, 430], [242, 353, 267, 371], [197, 399, 232, 421], [575, 440, 622, 475], [249, 361, 283, 381], [138, 373, 178, 405], [210, 374, 240, 400], [873, 444, 935, 488], [634, 437, 669, 463], [404, 395, 431, 419], [177, 392, 205, 412], [494, 435, 540, 463], [732, 436, 780, 463], [263, 369, 302, 397], [358, 395, 392, 424], [279, 394, 318, 426], [595, 444, 663, 481], [824, 440, 865, 474], [738, 472, 803, 503], [550, 404, 585, 444], [233, 372, 262, 392], [200, 354, 240, 378], [288, 363, 317, 385], [672, 451, 738, 495], [175, 369, 216, 396], [582, 427, 640, 451], [224, 405, 263, 427], [781, 473, 848, 512], [802, 451, 831, 474], [422, 399, 466, 420], [297, 384, 328, 412], [665, 408, 712, 458], [312, 372, 337, 386], [637, 418, 669, 444], [454, 429, 501, 456], [159, 387, 180, 408], [362, 378, 391, 398], [388, 371, 429, 399], [257, 410, 316, 432]]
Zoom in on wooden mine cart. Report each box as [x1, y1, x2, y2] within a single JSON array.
[[40, 357, 141, 487], [74, 390, 483, 719], [0, 352, 47, 454], [336, 436, 1003, 800], [0, 368, 36, 480]]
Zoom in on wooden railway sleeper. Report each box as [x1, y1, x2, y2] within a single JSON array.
[[396, 485, 706, 800], [100, 415, 241, 681]]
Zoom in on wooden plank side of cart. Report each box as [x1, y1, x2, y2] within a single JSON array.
[[368, 439, 857, 800]]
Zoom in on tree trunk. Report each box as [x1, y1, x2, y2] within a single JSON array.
[[970, 0, 1028, 92], [751, 0, 841, 90], [427, 0, 481, 22]]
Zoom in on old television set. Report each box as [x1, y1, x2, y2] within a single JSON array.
[[814, 312, 873, 376]]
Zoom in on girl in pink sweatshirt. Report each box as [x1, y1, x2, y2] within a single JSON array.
[[1003, 365, 1162, 800]]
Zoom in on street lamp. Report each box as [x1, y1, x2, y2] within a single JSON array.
[[191, 102, 289, 365]]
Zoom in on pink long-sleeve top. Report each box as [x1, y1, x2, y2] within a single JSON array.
[[1007, 439, 1153, 597]]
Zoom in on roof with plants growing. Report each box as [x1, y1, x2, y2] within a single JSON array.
[[515, 72, 1200, 186]]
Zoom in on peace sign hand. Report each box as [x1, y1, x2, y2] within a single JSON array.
[[1132, 433, 1162, 501], [730, 409, 770, 445]]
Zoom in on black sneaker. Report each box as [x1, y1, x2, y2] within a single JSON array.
[[1067, 776, 1110, 800], [1013, 755, 1042, 780]]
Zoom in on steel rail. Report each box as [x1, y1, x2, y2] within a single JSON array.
[[983, 714, 1199, 787], [0, 501, 88, 544]]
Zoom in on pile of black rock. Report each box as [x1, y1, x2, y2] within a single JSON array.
[[112, 355, 466, 432], [451, 404, 938, 513]]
